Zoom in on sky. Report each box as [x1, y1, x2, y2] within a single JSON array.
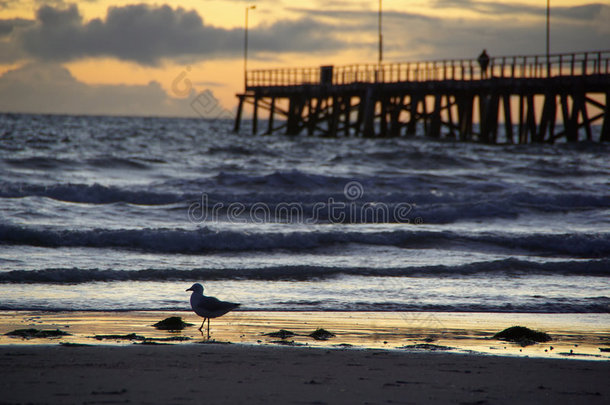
[[0, 0, 608, 117]]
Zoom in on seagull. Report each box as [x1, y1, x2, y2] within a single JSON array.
[[186, 283, 240, 339]]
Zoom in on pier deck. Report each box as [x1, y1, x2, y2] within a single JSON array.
[[234, 50, 610, 143]]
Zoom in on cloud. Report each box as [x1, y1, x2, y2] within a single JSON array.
[[0, 0, 19, 9], [0, 18, 32, 37], [593, 4, 610, 35], [432, 0, 608, 20], [0, 19, 32, 63], [291, 2, 610, 60], [553, 3, 606, 20], [250, 18, 345, 55], [9, 3, 345, 65], [384, 13, 609, 60], [433, 0, 540, 15], [33, 0, 68, 6], [0, 63, 225, 117], [1, 1, 607, 67]]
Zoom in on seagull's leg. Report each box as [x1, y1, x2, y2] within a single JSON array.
[[199, 318, 206, 333], [207, 318, 211, 340]]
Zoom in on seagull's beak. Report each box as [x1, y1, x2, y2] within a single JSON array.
[[186, 287, 193, 292]]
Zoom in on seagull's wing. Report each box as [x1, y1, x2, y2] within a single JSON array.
[[197, 296, 234, 311]]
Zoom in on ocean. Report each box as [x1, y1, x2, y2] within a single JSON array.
[[0, 113, 609, 314]]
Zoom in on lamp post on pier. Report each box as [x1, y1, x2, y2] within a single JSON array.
[[244, 5, 256, 90], [376, 0, 384, 82], [378, 0, 383, 66], [546, 0, 550, 76]]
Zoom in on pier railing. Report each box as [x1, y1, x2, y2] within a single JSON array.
[[246, 50, 610, 89]]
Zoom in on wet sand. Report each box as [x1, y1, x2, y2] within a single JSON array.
[[1, 311, 608, 359], [1, 344, 609, 404], [0, 311, 609, 404]]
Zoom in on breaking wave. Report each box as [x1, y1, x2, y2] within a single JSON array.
[[1, 258, 608, 284]]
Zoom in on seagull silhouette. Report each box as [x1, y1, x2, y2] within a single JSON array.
[[186, 283, 240, 339]]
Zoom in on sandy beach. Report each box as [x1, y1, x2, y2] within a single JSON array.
[[1, 311, 609, 404], [1, 343, 609, 405]]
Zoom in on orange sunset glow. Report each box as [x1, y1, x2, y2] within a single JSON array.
[[0, 0, 608, 115]]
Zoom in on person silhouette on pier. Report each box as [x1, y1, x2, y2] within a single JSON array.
[[478, 49, 490, 79]]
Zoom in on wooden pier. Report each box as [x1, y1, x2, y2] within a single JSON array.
[[234, 50, 610, 143]]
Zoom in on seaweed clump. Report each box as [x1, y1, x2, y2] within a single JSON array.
[[493, 326, 551, 347], [308, 329, 335, 341], [272, 340, 305, 346], [93, 334, 191, 344], [94, 333, 146, 341], [264, 329, 296, 339], [153, 317, 193, 331], [5, 329, 71, 339], [398, 343, 453, 351]]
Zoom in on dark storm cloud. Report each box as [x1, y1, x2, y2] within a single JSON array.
[[15, 3, 345, 65]]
